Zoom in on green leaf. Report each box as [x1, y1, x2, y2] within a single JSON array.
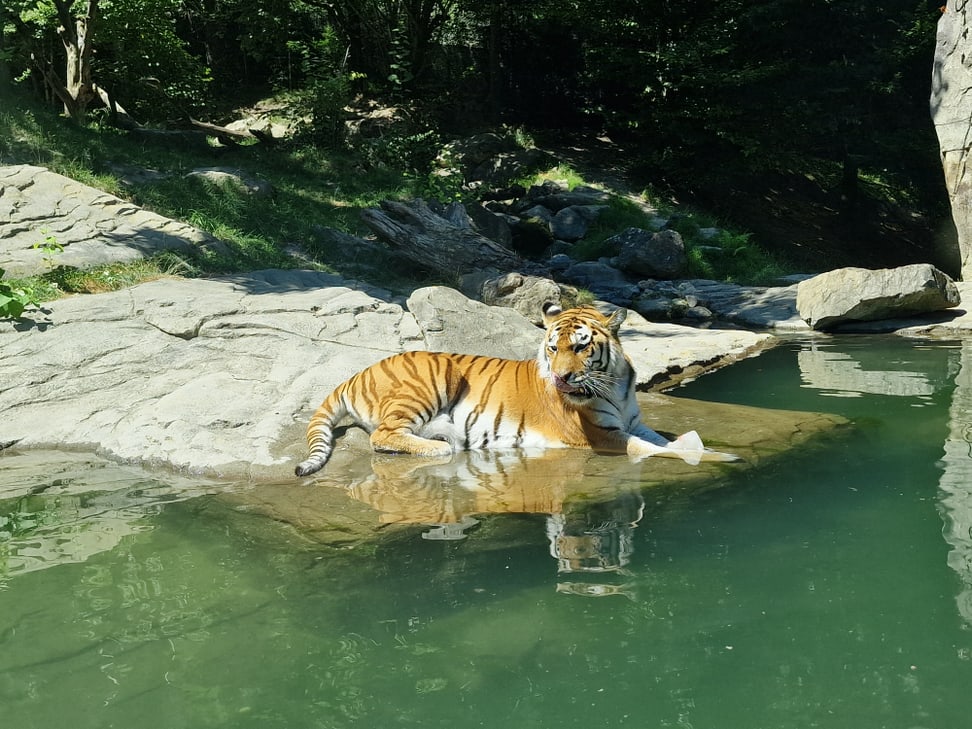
[[0, 292, 27, 319]]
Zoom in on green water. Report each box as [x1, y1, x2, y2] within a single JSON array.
[[4, 335, 972, 728]]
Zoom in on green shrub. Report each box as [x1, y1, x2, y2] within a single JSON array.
[[0, 269, 42, 319], [684, 230, 788, 285]]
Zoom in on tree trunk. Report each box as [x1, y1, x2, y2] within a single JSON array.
[[53, 0, 99, 122], [0, 23, 10, 93], [931, 1, 972, 280], [361, 199, 521, 277], [486, 2, 504, 123]]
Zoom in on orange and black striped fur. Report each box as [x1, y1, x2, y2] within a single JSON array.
[[295, 303, 734, 477]]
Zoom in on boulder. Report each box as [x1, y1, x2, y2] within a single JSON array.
[[185, 167, 273, 197], [510, 217, 555, 256], [520, 204, 555, 225], [479, 272, 565, 325], [631, 295, 674, 321], [559, 260, 640, 303], [610, 228, 687, 279], [466, 203, 515, 249], [796, 264, 961, 330], [405, 285, 543, 359], [551, 206, 596, 242]]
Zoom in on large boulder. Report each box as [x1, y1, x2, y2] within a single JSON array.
[[405, 285, 543, 359], [559, 260, 640, 303], [479, 272, 565, 326], [931, 1, 972, 279], [796, 264, 961, 330], [551, 205, 605, 242], [465, 202, 515, 249], [610, 228, 687, 279]]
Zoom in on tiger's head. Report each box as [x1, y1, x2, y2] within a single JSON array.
[[538, 302, 630, 403]]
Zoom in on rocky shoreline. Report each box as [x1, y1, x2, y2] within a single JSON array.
[[3, 164, 972, 480]]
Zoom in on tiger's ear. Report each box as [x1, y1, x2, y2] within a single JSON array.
[[606, 307, 627, 335], [542, 301, 563, 326]]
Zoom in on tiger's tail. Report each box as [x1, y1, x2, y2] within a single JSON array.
[[295, 388, 348, 477]]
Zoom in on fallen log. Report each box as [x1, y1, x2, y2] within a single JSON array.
[[360, 199, 521, 277], [128, 118, 274, 151]]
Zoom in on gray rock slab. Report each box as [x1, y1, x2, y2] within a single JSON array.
[[2, 275, 777, 477], [185, 167, 273, 197], [820, 281, 972, 335], [0, 270, 420, 478], [685, 279, 810, 331], [618, 310, 772, 388], [0, 165, 229, 278], [479, 272, 563, 326], [612, 228, 687, 279], [224, 396, 846, 546]]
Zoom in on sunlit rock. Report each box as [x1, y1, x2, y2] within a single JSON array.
[[796, 264, 960, 330], [0, 164, 228, 278], [931, 1, 972, 279]]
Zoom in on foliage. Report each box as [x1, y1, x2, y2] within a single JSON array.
[[2, 0, 211, 123], [574, 0, 942, 188], [524, 164, 586, 192], [0, 269, 41, 319], [0, 0, 951, 286], [32, 231, 63, 270], [39, 252, 194, 294], [685, 231, 788, 286], [285, 29, 359, 146], [93, 0, 212, 121]]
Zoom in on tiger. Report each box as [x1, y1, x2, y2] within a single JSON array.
[[294, 302, 738, 477]]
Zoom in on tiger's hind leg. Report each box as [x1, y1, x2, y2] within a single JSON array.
[[369, 424, 454, 458]]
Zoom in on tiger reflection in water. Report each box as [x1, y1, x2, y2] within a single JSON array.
[[546, 489, 644, 573], [339, 448, 646, 592]]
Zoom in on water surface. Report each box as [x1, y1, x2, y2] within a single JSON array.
[[3, 335, 972, 728]]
